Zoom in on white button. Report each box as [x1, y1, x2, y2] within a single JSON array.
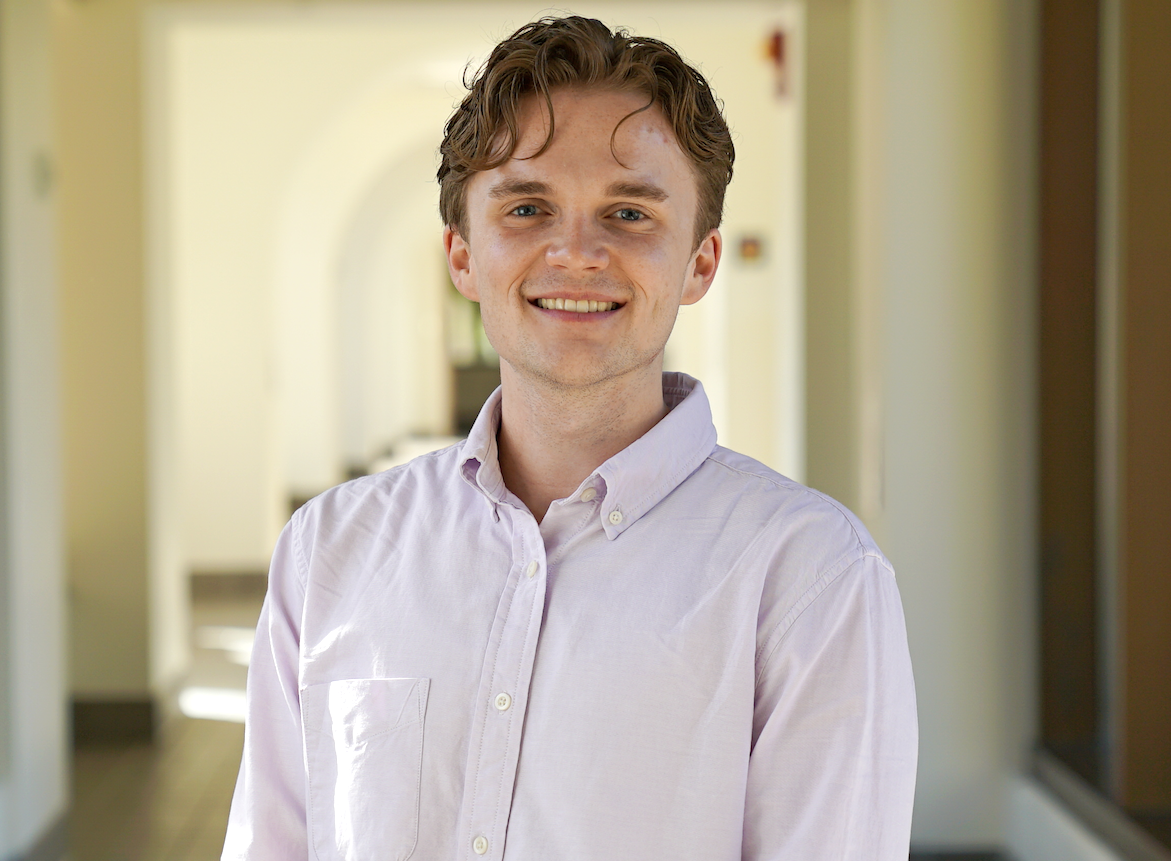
[[525, 560, 538, 578], [473, 835, 489, 855], [494, 692, 512, 711], [580, 487, 597, 502], [608, 509, 624, 525]]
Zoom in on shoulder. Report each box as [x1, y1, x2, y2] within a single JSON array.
[[289, 440, 469, 558], [694, 445, 885, 571], [687, 446, 896, 656]]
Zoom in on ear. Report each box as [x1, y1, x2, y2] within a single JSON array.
[[444, 225, 478, 302], [681, 228, 722, 305]]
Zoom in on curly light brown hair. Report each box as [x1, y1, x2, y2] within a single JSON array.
[[438, 16, 734, 248]]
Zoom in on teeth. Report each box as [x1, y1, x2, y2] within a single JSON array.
[[536, 298, 616, 313]]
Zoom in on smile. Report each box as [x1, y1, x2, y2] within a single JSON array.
[[534, 298, 619, 313]]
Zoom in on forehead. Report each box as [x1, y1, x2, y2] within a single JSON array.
[[471, 87, 696, 194], [514, 87, 668, 148]]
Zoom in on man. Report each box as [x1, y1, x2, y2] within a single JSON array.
[[223, 16, 917, 861]]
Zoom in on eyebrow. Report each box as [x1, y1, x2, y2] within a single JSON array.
[[605, 180, 669, 202], [487, 180, 550, 200], [484, 178, 670, 203]]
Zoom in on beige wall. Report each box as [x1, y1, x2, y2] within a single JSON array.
[[1, 0, 69, 851], [804, 0, 859, 512], [870, 0, 1039, 847], [54, 0, 152, 696], [808, 0, 1039, 848], [54, 0, 274, 699]]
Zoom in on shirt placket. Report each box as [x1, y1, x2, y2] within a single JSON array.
[[459, 507, 548, 860]]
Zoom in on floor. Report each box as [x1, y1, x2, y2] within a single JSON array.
[[71, 718, 244, 861], [70, 582, 264, 861]]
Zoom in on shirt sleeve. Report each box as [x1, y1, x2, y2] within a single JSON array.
[[743, 554, 918, 860], [222, 516, 309, 861]]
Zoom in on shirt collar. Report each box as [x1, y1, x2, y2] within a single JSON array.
[[459, 390, 507, 515], [460, 372, 718, 537]]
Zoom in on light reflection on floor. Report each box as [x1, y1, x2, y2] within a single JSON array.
[[178, 623, 256, 723]]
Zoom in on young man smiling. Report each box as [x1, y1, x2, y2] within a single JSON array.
[[444, 84, 719, 521], [223, 16, 917, 861]]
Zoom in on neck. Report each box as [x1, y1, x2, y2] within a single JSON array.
[[496, 363, 668, 522]]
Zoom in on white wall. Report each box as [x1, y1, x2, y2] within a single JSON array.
[[271, 71, 458, 495], [333, 143, 452, 470], [0, 0, 69, 854], [856, 0, 1039, 848]]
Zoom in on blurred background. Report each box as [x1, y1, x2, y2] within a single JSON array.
[[0, 0, 1167, 859]]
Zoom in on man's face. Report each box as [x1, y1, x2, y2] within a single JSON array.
[[444, 87, 721, 392]]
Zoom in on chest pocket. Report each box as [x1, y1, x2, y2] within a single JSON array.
[[302, 677, 430, 861]]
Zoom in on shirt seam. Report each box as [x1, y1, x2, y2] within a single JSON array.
[[288, 508, 320, 861], [697, 453, 885, 677], [754, 552, 894, 685], [290, 505, 311, 595], [705, 449, 875, 553]]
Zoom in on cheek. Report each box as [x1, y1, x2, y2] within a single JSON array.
[[474, 303, 508, 355], [633, 253, 691, 313], [477, 239, 536, 288], [616, 237, 678, 285]]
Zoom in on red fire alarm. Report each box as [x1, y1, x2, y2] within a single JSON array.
[[766, 28, 788, 98]]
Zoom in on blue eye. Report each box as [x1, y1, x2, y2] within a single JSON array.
[[511, 204, 539, 217], [616, 209, 644, 222]]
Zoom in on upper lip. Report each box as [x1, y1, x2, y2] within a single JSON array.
[[527, 293, 624, 303]]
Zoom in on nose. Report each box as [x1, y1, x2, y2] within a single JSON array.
[[545, 214, 609, 272]]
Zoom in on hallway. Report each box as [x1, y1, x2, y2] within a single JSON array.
[[2, 0, 1165, 858]]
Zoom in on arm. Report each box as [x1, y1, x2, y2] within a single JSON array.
[[743, 555, 918, 860], [222, 516, 309, 860]]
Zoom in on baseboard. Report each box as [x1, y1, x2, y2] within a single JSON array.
[[71, 698, 154, 746], [1016, 750, 1171, 861], [1007, 774, 1127, 861], [3, 810, 68, 861], [190, 571, 267, 601]]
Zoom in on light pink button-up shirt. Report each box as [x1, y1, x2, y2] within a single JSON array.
[[223, 373, 917, 861]]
